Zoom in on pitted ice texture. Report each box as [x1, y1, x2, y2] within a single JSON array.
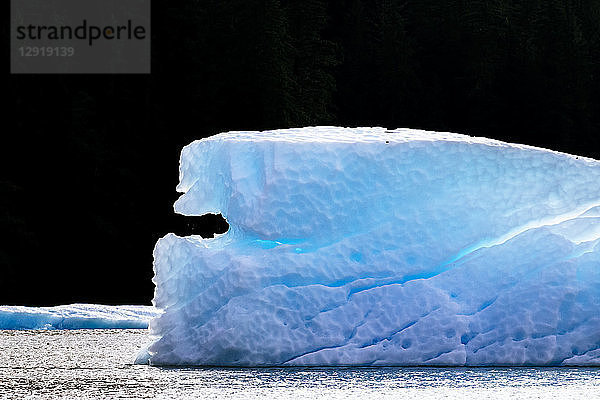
[[143, 127, 600, 366]]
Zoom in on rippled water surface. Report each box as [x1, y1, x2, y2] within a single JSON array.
[[1, 330, 599, 399]]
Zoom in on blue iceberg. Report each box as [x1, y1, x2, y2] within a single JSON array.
[[0, 304, 160, 330], [143, 127, 600, 366]]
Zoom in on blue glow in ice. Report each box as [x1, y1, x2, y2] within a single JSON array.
[[143, 127, 600, 366]]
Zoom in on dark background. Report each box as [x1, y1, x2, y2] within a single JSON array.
[[3, 0, 600, 306]]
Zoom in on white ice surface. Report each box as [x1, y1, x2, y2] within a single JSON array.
[[0, 304, 160, 330], [144, 127, 600, 366]]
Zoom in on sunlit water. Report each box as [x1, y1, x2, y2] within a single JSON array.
[[1, 330, 599, 399]]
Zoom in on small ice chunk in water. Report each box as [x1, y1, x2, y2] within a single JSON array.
[[0, 304, 160, 330]]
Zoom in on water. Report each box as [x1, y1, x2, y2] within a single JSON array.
[[1, 330, 599, 399]]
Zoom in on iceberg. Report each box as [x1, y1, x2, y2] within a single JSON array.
[[143, 127, 600, 366], [0, 304, 160, 330]]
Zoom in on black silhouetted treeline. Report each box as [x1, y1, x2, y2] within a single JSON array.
[[3, 0, 600, 305]]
